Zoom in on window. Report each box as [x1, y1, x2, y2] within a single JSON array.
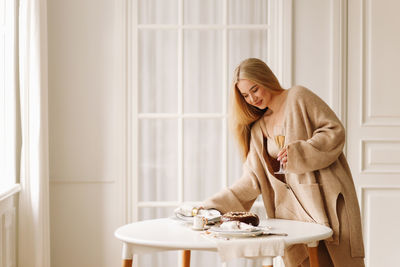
[[128, 0, 291, 265], [0, 0, 17, 191]]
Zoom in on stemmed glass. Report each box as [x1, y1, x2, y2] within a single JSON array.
[[274, 125, 286, 174]]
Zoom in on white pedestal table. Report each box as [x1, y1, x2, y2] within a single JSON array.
[[114, 218, 333, 267]]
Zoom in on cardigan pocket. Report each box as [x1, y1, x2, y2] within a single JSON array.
[[275, 204, 301, 221], [274, 185, 316, 224], [290, 183, 330, 225]]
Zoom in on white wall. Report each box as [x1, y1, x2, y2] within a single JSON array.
[[293, 0, 332, 101], [46, 0, 365, 266], [48, 0, 125, 266]]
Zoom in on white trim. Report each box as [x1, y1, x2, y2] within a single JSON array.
[[0, 184, 21, 202], [268, 0, 292, 87], [281, 0, 293, 88], [128, 0, 139, 222], [330, 0, 348, 125], [138, 201, 194, 208], [113, 0, 128, 225], [330, 0, 348, 155], [137, 24, 271, 30], [221, 0, 228, 188], [49, 180, 115, 184], [177, 0, 184, 204], [138, 113, 228, 119], [137, 200, 266, 208]]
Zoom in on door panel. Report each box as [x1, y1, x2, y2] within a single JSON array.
[[347, 0, 400, 266]]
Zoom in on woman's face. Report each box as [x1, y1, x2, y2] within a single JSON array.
[[237, 79, 271, 110]]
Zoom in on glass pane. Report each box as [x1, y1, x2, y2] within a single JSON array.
[[184, 0, 222, 24], [0, 0, 4, 25], [228, 30, 268, 85], [138, 207, 176, 220], [139, 0, 178, 24], [139, 119, 178, 201], [183, 119, 222, 201], [139, 30, 178, 113], [183, 30, 222, 113], [228, 0, 268, 24]]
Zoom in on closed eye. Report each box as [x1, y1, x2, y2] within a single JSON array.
[[251, 87, 259, 93]]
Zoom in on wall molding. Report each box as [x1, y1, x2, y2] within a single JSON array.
[[329, 0, 349, 156], [360, 139, 400, 174], [0, 184, 21, 202], [360, 0, 400, 127], [360, 186, 400, 267], [330, 0, 348, 127], [0, 195, 17, 267]]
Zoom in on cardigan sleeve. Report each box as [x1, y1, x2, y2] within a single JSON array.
[[285, 87, 345, 174], [202, 147, 261, 213]]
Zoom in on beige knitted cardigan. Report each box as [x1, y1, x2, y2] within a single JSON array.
[[203, 86, 364, 263]]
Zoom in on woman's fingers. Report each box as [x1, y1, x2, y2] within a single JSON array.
[[277, 148, 287, 162]]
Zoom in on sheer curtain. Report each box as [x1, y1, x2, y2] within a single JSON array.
[[18, 0, 50, 266]]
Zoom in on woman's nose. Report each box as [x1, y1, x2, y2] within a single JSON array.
[[249, 94, 256, 103]]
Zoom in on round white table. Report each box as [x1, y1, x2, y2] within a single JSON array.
[[114, 218, 332, 267]]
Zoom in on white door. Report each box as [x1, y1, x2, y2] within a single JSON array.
[[347, 0, 400, 266]]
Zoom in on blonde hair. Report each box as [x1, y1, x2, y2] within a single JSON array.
[[230, 58, 284, 160]]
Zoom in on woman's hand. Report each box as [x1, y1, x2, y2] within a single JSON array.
[[277, 147, 288, 168]]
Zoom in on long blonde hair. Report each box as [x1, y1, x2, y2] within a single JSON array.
[[230, 58, 284, 160]]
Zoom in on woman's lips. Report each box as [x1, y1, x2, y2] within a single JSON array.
[[255, 100, 262, 106]]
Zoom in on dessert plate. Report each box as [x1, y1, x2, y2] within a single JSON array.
[[208, 226, 264, 238]]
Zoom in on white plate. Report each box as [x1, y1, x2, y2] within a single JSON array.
[[208, 227, 264, 238], [174, 210, 221, 223], [175, 213, 194, 222]]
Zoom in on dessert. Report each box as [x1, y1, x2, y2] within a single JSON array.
[[221, 211, 260, 226]]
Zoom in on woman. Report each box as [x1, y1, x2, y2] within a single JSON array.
[[202, 58, 365, 266]]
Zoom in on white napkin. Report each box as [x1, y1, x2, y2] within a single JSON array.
[[219, 221, 254, 231], [174, 204, 196, 217], [204, 230, 285, 262], [174, 205, 221, 222]]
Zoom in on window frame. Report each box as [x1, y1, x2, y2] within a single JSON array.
[[125, 0, 293, 222]]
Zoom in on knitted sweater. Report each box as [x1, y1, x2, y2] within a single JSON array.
[[203, 86, 364, 264]]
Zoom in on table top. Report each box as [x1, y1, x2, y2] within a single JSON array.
[[114, 217, 333, 251]]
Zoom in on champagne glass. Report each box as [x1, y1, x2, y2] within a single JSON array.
[[274, 125, 286, 174]]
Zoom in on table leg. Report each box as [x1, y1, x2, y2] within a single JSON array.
[[122, 259, 133, 267], [262, 256, 273, 267], [307, 241, 320, 267], [122, 243, 134, 267], [182, 250, 191, 267]]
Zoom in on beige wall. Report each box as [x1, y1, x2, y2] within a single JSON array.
[[48, 0, 125, 266]]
